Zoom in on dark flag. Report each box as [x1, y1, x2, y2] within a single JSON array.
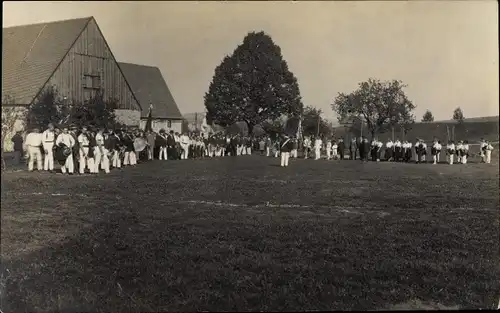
[[144, 103, 153, 132]]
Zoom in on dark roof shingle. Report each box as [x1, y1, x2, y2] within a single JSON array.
[[118, 62, 183, 119], [2, 17, 92, 105]]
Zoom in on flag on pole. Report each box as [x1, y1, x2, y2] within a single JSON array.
[[144, 103, 153, 132], [296, 117, 303, 140]]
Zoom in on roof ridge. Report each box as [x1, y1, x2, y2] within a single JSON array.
[[118, 61, 160, 69], [3, 16, 93, 30]]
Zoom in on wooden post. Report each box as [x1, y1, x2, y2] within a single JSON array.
[[391, 126, 395, 142], [446, 125, 450, 141]]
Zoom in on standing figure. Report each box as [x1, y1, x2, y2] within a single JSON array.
[[108, 129, 121, 169], [484, 140, 494, 164], [421, 141, 428, 162], [350, 138, 357, 160], [332, 140, 338, 160], [376, 139, 383, 162], [446, 141, 456, 165], [303, 136, 312, 159], [25, 127, 43, 172], [456, 141, 464, 164], [338, 139, 345, 160], [326, 139, 332, 160], [370, 139, 378, 162], [245, 136, 252, 155], [259, 137, 266, 156], [55, 126, 75, 174], [479, 138, 487, 163], [147, 131, 156, 160], [394, 139, 402, 162], [462, 140, 469, 164], [314, 136, 323, 160], [157, 130, 168, 160], [360, 137, 370, 162], [77, 126, 95, 174], [280, 134, 294, 167], [94, 128, 110, 173], [11, 131, 24, 166], [42, 123, 56, 172], [123, 132, 137, 166], [291, 137, 298, 158], [180, 132, 190, 160], [385, 139, 394, 161], [431, 139, 442, 165], [166, 130, 177, 160]]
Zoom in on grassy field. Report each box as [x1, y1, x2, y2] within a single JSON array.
[[1, 155, 499, 312]]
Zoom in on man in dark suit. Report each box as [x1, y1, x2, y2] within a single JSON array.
[[166, 130, 177, 160], [338, 138, 345, 160]]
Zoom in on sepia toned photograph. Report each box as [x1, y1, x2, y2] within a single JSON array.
[[1, 1, 499, 311]]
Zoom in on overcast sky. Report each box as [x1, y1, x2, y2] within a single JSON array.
[[3, 1, 498, 122]]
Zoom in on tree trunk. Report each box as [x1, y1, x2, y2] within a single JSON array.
[[247, 123, 254, 136]]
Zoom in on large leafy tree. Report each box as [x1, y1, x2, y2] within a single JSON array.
[[204, 31, 304, 134], [421, 110, 434, 122], [332, 78, 416, 139]]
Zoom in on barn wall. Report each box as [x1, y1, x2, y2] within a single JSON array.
[[44, 18, 140, 115]]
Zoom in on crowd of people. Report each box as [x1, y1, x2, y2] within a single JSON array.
[[9, 123, 496, 174], [284, 135, 495, 165]]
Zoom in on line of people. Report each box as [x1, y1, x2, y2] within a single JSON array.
[[21, 124, 269, 174], [261, 135, 495, 165]]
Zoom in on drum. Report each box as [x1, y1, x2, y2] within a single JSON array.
[[55, 144, 71, 165], [133, 138, 147, 152]]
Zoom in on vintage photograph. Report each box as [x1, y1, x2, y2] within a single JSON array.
[[1, 1, 499, 311]]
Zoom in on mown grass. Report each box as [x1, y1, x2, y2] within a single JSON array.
[[1, 155, 499, 312]]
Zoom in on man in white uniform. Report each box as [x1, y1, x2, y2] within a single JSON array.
[[314, 136, 322, 160], [326, 139, 332, 160], [77, 126, 95, 174], [484, 140, 494, 164], [180, 133, 190, 160], [55, 127, 75, 174], [25, 127, 43, 172], [94, 128, 110, 173], [479, 139, 487, 163], [42, 123, 56, 172]]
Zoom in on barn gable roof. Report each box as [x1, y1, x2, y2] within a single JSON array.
[[118, 62, 183, 120], [2, 17, 93, 105]]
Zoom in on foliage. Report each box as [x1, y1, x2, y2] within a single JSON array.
[[70, 91, 120, 129], [2, 96, 26, 154], [25, 86, 66, 129], [421, 110, 434, 122], [332, 78, 416, 138], [26, 87, 121, 130], [452, 107, 465, 124], [301, 106, 332, 137], [204, 31, 304, 134], [261, 119, 285, 137]]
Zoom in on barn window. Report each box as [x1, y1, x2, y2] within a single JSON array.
[[92, 76, 101, 89], [167, 120, 172, 128]]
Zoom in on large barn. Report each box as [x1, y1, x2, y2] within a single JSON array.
[[2, 17, 142, 150], [118, 62, 183, 133]]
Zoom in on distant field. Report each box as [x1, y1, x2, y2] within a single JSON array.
[[1, 155, 499, 311]]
